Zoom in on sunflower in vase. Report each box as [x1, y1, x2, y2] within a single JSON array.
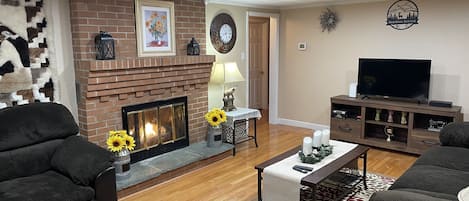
[[106, 130, 136, 153], [205, 108, 227, 127]]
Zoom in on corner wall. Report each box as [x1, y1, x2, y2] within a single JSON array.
[[205, 3, 279, 110], [45, 0, 78, 120], [279, 0, 469, 126]]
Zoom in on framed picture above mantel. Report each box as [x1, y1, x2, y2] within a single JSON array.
[[135, 0, 176, 57]]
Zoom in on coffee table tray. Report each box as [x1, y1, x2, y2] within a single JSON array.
[[300, 168, 363, 201]]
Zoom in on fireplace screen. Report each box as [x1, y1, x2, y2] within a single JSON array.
[[122, 97, 189, 163]]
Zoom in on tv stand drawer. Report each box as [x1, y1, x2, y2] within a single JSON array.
[[330, 118, 361, 139], [408, 135, 440, 153]]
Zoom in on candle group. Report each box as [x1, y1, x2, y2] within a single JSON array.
[[302, 129, 331, 155], [312, 129, 330, 147]]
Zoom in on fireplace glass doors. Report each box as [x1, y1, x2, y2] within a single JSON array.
[[122, 97, 189, 163]]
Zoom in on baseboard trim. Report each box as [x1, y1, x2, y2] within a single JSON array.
[[277, 118, 329, 131]]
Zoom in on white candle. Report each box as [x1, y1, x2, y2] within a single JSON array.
[[321, 129, 330, 146], [302, 137, 313, 155], [313, 130, 322, 148]]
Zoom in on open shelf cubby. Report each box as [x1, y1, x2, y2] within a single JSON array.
[[330, 95, 463, 155], [365, 124, 408, 143], [414, 113, 454, 131], [331, 103, 361, 120]]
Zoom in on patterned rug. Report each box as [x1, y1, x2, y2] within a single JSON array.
[[300, 170, 395, 201]]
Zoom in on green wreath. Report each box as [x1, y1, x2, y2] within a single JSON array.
[[298, 145, 334, 164]]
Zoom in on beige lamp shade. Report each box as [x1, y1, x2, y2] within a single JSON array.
[[223, 62, 245, 83], [209, 62, 245, 84], [210, 63, 225, 84]]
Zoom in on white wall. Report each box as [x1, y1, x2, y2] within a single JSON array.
[[45, 0, 78, 120], [279, 0, 469, 126], [205, 3, 278, 110]]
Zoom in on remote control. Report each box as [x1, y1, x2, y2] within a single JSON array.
[[292, 166, 308, 173], [293, 165, 314, 171]]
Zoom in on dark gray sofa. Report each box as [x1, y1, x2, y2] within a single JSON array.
[[370, 122, 469, 201], [0, 103, 117, 201]]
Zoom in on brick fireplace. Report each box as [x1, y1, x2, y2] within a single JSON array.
[[69, 0, 215, 148]]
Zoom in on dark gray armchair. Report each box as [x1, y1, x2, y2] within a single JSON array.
[[370, 122, 469, 201], [0, 103, 117, 201]]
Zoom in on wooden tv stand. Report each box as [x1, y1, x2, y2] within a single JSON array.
[[330, 95, 463, 154]]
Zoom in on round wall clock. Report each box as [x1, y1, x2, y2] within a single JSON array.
[[210, 13, 237, 54]]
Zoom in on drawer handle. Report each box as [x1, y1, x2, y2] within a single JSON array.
[[339, 125, 352, 132], [421, 140, 440, 145]]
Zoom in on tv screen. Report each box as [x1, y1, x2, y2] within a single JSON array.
[[357, 58, 431, 102]]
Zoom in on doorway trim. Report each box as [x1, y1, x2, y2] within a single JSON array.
[[246, 11, 280, 124]]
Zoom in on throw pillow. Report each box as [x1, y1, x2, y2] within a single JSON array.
[[51, 135, 113, 186]]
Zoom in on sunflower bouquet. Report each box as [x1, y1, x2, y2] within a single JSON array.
[[205, 108, 227, 127], [106, 130, 136, 153]]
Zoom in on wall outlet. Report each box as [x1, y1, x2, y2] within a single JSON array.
[[298, 42, 307, 51]]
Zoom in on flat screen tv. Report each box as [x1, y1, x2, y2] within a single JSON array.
[[357, 58, 431, 103]]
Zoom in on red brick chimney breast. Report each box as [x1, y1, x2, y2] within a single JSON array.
[[70, 0, 214, 147]]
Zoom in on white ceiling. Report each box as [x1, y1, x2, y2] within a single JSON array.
[[205, 0, 386, 9]]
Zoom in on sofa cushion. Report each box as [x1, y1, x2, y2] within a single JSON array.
[[414, 146, 469, 172], [51, 135, 113, 186], [440, 122, 469, 148], [390, 165, 469, 196], [395, 188, 457, 200], [0, 139, 63, 182], [370, 189, 453, 201], [0, 170, 94, 201], [0, 103, 79, 151]]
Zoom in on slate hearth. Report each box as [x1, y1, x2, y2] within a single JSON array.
[[116, 142, 233, 191]]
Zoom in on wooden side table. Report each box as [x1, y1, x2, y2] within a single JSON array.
[[224, 108, 261, 156]]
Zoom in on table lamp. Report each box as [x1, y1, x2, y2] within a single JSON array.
[[209, 62, 245, 111]]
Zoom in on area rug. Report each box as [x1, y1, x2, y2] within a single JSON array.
[[300, 171, 395, 201]]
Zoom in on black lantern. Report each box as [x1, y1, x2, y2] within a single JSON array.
[[95, 31, 115, 60], [187, 37, 200, 56]]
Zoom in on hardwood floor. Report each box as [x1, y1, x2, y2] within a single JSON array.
[[121, 118, 418, 201]]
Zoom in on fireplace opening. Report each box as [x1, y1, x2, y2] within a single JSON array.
[[122, 96, 189, 163]]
